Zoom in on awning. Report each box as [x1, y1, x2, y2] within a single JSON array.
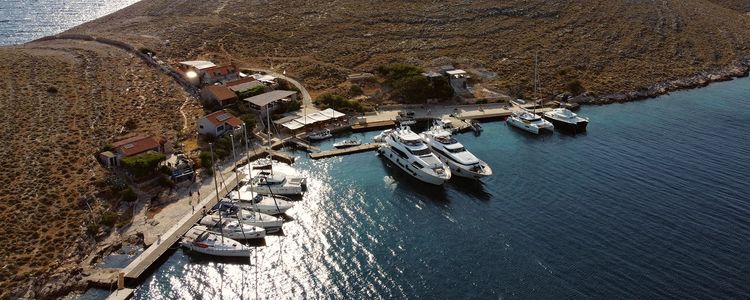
[[319, 108, 346, 119], [281, 120, 305, 130], [306, 113, 331, 122]]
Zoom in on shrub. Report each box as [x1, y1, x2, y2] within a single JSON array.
[[138, 47, 154, 56], [393, 75, 431, 103], [121, 188, 138, 202], [121, 152, 166, 177], [124, 118, 138, 130], [239, 114, 257, 129], [104, 175, 127, 192], [349, 84, 363, 96], [566, 80, 585, 96], [86, 223, 100, 236], [236, 85, 265, 99], [100, 144, 115, 153], [314, 93, 364, 113], [100, 211, 119, 227], [47, 86, 58, 93], [158, 175, 175, 188], [199, 151, 214, 169]]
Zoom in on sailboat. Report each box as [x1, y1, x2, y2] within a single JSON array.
[[507, 54, 554, 134], [181, 225, 253, 257]]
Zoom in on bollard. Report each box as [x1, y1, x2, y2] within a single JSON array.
[[117, 272, 124, 290]]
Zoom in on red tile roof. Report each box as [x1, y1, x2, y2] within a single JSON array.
[[204, 85, 237, 103], [112, 135, 161, 157], [202, 110, 244, 127], [203, 64, 237, 77]]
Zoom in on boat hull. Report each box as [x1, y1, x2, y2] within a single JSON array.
[[378, 146, 448, 185], [443, 157, 492, 179], [182, 244, 252, 257], [507, 118, 552, 134], [544, 117, 588, 133]]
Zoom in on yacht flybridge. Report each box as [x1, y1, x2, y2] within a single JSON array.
[[507, 110, 554, 134], [543, 107, 589, 133], [377, 126, 451, 185], [420, 121, 492, 179]]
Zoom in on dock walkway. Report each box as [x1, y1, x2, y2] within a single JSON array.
[[105, 288, 134, 300], [309, 143, 381, 159], [121, 171, 242, 283]]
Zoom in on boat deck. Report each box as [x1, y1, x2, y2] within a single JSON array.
[[309, 143, 381, 159]]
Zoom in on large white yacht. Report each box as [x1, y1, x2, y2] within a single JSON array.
[[198, 216, 266, 240], [377, 126, 451, 185], [542, 108, 589, 133], [507, 110, 554, 134], [181, 225, 252, 257], [227, 187, 296, 215], [420, 121, 492, 179], [205, 204, 284, 233]]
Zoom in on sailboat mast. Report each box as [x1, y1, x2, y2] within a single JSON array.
[[209, 142, 224, 243], [534, 53, 538, 114]]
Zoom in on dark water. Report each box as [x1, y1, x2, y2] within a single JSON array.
[[134, 78, 750, 299], [0, 0, 139, 45]]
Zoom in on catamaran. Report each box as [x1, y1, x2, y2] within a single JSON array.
[[420, 121, 492, 179], [181, 225, 252, 257], [377, 126, 451, 185], [507, 110, 554, 134]]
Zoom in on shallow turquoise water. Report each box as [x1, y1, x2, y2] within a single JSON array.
[[132, 77, 750, 299]]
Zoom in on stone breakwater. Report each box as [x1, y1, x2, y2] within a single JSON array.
[[571, 59, 750, 105]]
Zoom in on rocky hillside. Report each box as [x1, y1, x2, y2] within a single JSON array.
[[69, 0, 750, 100], [0, 40, 188, 299]]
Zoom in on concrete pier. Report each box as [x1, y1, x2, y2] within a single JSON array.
[[309, 143, 381, 159]]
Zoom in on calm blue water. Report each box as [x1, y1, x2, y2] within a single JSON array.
[[0, 0, 139, 45], [133, 78, 750, 299]]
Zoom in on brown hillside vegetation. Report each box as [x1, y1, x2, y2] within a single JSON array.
[[0, 40, 186, 298], [70, 0, 750, 98]]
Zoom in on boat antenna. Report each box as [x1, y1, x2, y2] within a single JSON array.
[[209, 142, 224, 243]]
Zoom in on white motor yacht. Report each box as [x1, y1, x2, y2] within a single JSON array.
[[181, 225, 252, 257], [377, 126, 451, 185], [542, 108, 589, 133], [198, 216, 266, 240], [247, 171, 306, 196], [227, 187, 296, 215], [205, 204, 284, 233], [507, 110, 554, 134], [420, 121, 492, 179], [372, 129, 394, 143]]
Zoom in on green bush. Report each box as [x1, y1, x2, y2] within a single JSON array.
[[377, 63, 452, 102], [314, 93, 364, 113], [236, 85, 265, 99], [566, 80, 585, 96], [158, 175, 175, 188], [86, 223, 100, 236], [121, 152, 166, 177], [239, 114, 257, 129], [349, 84, 363, 96], [121, 188, 138, 202], [393, 75, 431, 103], [100, 211, 119, 227], [199, 151, 214, 169]]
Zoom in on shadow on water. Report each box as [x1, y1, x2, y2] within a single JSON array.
[[447, 177, 492, 202], [377, 158, 449, 205]]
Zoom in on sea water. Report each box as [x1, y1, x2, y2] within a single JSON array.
[[0, 0, 139, 45], [133, 78, 750, 298]]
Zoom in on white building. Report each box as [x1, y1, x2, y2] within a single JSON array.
[[197, 110, 244, 137]]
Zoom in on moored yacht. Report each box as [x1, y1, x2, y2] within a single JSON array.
[[198, 216, 266, 240], [420, 121, 492, 179], [308, 129, 332, 141], [542, 108, 589, 133], [205, 204, 284, 233], [377, 126, 451, 185], [247, 171, 306, 195], [181, 225, 252, 257], [507, 110, 554, 134], [227, 187, 296, 215]]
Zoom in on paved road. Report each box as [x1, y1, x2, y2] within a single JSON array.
[[243, 67, 313, 108]]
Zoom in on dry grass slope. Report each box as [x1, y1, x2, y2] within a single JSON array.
[[70, 0, 750, 97], [0, 40, 186, 298]]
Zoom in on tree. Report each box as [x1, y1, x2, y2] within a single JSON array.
[[120, 152, 166, 178], [394, 75, 431, 103], [566, 80, 585, 96]]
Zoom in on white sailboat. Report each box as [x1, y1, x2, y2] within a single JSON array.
[[205, 203, 284, 233], [227, 187, 296, 215], [181, 225, 253, 257], [198, 216, 266, 240], [507, 54, 554, 134], [420, 120, 492, 179]]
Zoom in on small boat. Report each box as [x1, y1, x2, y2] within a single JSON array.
[[469, 119, 483, 133], [398, 119, 417, 126], [181, 225, 252, 257], [198, 216, 266, 240], [249, 155, 276, 169], [308, 129, 332, 141], [227, 187, 296, 215], [333, 139, 362, 148], [542, 108, 589, 133], [507, 110, 554, 134]]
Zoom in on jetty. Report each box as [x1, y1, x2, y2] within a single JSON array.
[[309, 143, 381, 159]]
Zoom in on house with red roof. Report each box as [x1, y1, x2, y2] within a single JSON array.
[[99, 135, 164, 167], [197, 110, 245, 136], [201, 64, 239, 85], [201, 85, 239, 107]]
